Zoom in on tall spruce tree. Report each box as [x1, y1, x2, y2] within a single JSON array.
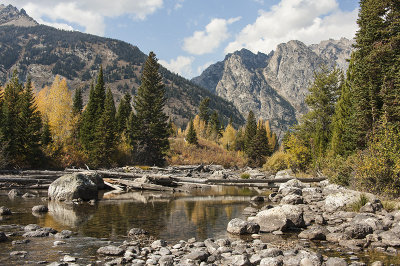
[[2, 71, 24, 166], [91, 88, 117, 168], [250, 123, 271, 167], [72, 88, 83, 115], [116, 92, 132, 135], [18, 78, 42, 166], [199, 97, 210, 123], [244, 111, 257, 155], [129, 52, 170, 166], [186, 119, 198, 145], [80, 68, 106, 152]]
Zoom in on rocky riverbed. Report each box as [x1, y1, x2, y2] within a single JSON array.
[[0, 168, 400, 265]]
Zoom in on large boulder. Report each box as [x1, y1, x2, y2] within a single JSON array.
[[255, 205, 304, 232], [48, 173, 98, 202], [324, 191, 364, 212], [227, 218, 260, 235]]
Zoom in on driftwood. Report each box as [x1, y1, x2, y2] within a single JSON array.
[[206, 177, 326, 185]]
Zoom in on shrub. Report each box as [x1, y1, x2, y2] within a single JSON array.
[[263, 151, 290, 173], [284, 134, 312, 173], [240, 173, 250, 179], [382, 201, 397, 212], [348, 194, 369, 212], [321, 154, 355, 187], [353, 123, 400, 196]]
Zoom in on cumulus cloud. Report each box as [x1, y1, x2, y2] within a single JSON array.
[[6, 0, 164, 35], [183, 17, 241, 55], [159, 56, 195, 77], [225, 0, 358, 54]]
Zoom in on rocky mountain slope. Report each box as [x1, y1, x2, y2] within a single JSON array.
[[192, 38, 354, 133], [0, 5, 244, 127]]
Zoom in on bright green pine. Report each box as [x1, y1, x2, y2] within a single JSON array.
[[298, 66, 343, 160], [244, 110, 257, 155], [72, 87, 83, 115], [18, 77, 43, 166], [116, 92, 132, 135], [199, 97, 210, 123], [331, 56, 358, 156], [186, 119, 198, 145], [129, 52, 170, 166], [91, 88, 117, 168]]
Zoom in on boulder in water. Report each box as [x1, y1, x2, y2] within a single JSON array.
[[48, 173, 98, 202]]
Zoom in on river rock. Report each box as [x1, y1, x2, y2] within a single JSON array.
[[97, 245, 124, 256], [22, 192, 36, 198], [48, 173, 98, 202], [260, 257, 283, 266], [281, 194, 303, 205], [278, 179, 308, 192], [298, 225, 329, 240], [359, 199, 383, 213], [345, 223, 373, 239], [324, 191, 364, 212], [379, 230, 400, 247], [255, 204, 305, 232], [204, 239, 219, 254], [0, 206, 12, 215], [24, 224, 41, 231], [250, 196, 264, 202], [279, 187, 302, 197], [184, 249, 209, 261], [8, 189, 23, 198], [151, 239, 167, 249], [222, 254, 250, 266], [128, 227, 149, 236], [0, 231, 7, 242], [325, 257, 348, 266], [275, 169, 293, 179], [227, 218, 260, 235], [82, 171, 104, 189], [282, 250, 322, 266], [32, 205, 48, 213], [259, 248, 283, 258]]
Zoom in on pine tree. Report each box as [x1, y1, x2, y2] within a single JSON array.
[[18, 78, 42, 166], [72, 88, 83, 115], [186, 119, 198, 145], [244, 111, 257, 155], [80, 68, 106, 152], [2, 71, 24, 165], [250, 122, 271, 166], [91, 88, 117, 168], [199, 97, 210, 123], [129, 52, 170, 166], [41, 119, 52, 146], [116, 92, 132, 135], [207, 111, 222, 140]]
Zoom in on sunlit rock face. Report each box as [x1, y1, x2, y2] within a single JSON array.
[[193, 38, 354, 135]]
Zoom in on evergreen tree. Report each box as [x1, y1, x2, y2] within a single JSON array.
[[18, 78, 43, 166], [91, 88, 117, 168], [207, 110, 222, 140], [2, 71, 24, 165], [72, 88, 83, 115], [250, 122, 271, 166], [199, 97, 210, 122], [80, 68, 106, 152], [129, 52, 170, 166], [41, 119, 52, 146], [244, 111, 257, 155], [116, 92, 132, 134], [186, 119, 198, 145]]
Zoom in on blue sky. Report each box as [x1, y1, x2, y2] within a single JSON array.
[[3, 0, 359, 78]]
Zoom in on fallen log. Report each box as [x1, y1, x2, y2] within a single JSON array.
[[206, 177, 325, 185]]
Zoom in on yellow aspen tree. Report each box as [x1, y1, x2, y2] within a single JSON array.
[[193, 114, 207, 138], [265, 120, 277, 151], [220, 123, 236, 150], [36, 76, 73, 144]]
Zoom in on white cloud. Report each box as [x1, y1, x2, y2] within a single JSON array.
[[159, 56, 195, 77], [183, 17, 241, 55], [6, 0, 164, 35], [225, 0, 358, 54]]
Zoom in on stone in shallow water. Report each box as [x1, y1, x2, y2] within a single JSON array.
[[8, 189, 23, 198], [128, 227, 148, 236], [184, 249, 209, 261], [227, 218, 260, 235], [325, 257, 348, 266], [24, 224, 41, 231], [63, 255, 77, 262], [97, 245, 124, 256], [32, 205, 48, 213], [0, 206, 12, 215]]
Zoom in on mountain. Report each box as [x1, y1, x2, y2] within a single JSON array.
[[0, 5, 244, 127], [192, 38, 354, 134]]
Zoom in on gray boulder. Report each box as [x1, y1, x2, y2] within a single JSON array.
[[128, 227, 148, 236], [32, 205, 48, 213], [8, 189, 23, 198], [281, 194, 303, 205], [298, 225, 329, 240], [97, 245, 124, 256], [227, 218, 260, 235], [48, 173, 98, 202], [325, 257, 348, 266], [255, 205, 304, 232], [359, 199, 383, 213], [345, 223, 373, 239], [260, 257, 283, 266], [324, 191, 365, 212]]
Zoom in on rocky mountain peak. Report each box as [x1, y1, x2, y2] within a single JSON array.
[[192, 38, 354, 135], [0, 4, 38, 27]]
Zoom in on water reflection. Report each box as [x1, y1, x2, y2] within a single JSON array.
[[0, 186, 259, 242]]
